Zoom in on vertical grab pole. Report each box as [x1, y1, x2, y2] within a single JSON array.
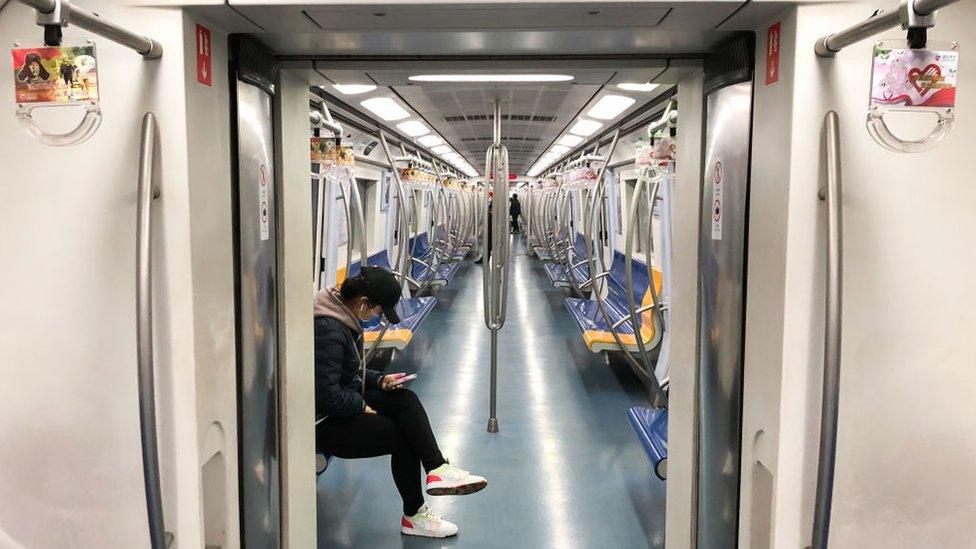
[[136, 113, 167, 549], [813, 110, 844, 549], [484, 98, 509, 433]]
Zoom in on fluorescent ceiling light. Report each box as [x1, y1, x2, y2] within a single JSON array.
[[587, 94, 637, 120], [550, 145, 570, 155], [569, 119, 603, 136], [408, 74, 574, 83], [360, 97, 410, 121], [333, 84, 377, 95], [417, 135, 444, 147], [617, 82, 660, 92], [396, 120, 429, 137], [558, 135, 585, 147], [432, 145, 452, 155]]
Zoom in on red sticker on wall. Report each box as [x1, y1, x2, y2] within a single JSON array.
[[196, 24, 212, 87], [766, 22, 781, 86]]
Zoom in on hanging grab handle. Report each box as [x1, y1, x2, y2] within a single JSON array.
[[135, 113, 168, 549], [812, 110, 844, 549]]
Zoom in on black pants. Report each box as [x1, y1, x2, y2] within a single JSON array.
[[316, 388, 446, 515], [510, 214, 520, 233]]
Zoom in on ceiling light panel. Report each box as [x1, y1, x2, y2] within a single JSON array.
[[587, 94, 637, 120], [409, 74, 574, 83], [558, 135, 585, 147], [333, 84, 377, 95], [417, 135, 444, 147], [617, 82, 660, 92], [396, 120, 430, 137], [360, 97, 410, 121], [550, 145, 570, 155], [432, 145, 452, 155], [569, 119, 603, 136]]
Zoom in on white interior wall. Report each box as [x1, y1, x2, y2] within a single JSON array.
[[737, 8, 798, 549], [181, 14, 241, 549], [0, 3, 212, 547], [743, 4, 976, 548], [276, 68, 317, 549], [666, 70, 705, 549]]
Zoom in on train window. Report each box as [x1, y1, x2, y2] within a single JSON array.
[[348, 178, 371, 258]]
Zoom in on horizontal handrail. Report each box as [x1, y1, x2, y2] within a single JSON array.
[[815, 0, 960, 57], [19, 0, 162, 58]]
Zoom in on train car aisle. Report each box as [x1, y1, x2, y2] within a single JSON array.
[[317, 238, 665, 548]]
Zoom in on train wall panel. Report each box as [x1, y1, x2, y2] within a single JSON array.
[[180, 13, 242, 549], [744, 3, 976, 548], [737, 8, 798, 549], [276, 68, 318, 549], [665, 70, 705, 549], [0, 3, 208, 547]]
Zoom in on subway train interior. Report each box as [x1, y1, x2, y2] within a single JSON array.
[[2, 0, 975, 547]]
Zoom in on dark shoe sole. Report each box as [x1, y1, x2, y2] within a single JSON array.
[[426, 480, 488, 496]]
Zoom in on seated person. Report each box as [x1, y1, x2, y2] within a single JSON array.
[[314, 266, 488, 538]]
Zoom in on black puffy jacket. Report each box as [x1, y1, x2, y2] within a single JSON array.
[[314, 316, 384, 419]]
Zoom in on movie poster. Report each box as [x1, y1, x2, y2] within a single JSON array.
[[12, 44, 98, 105]]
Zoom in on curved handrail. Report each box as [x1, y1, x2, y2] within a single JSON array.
[[312, 166, 328, 291], [812, 110, 844, 549], [623, 165, 667, 404], [366, 132, 412, 359], [335, 178, 354, 281], [136, 112, 167, 549], [582, 130, 656, 380]]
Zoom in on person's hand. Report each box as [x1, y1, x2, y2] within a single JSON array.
[[381, 373, 408, 391], [364, 405, 377, 415]]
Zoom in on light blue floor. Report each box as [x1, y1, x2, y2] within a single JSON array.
[[317, 238, 666, 548]]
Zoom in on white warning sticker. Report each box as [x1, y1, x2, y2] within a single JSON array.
[[258, 163, 270, 241], [711, 159, 723, 241]]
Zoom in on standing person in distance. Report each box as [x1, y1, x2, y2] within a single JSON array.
[[509, 194, 522, 234]]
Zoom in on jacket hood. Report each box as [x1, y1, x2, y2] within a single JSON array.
[[314, 287, 363, 334]]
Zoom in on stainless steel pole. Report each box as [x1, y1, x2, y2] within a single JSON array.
[[136, 112, 166, 549], [812, 110, 844, 549], [484, 98, 509, 433], [815, 0, 961, 56], [19, 0, 162, 58]]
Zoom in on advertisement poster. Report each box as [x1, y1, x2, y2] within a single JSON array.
[[12, 44, 98, 105], [870, 42, 959, 109], [311, 137, 355, 166]]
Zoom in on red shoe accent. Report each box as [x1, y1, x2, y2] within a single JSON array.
[[426, 474, 442, 484], [402, 517, 413, 528]]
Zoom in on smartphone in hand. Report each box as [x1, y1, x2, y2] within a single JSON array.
[[388, 373, 417, 388]]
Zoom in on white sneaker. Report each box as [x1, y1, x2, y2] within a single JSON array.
[[426, 463, 488, 496], [401, 505, 459, 538]]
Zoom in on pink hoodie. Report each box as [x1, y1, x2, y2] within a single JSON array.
[[313, 288, 363, 334]]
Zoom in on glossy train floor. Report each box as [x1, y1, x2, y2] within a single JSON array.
[[316, 238, 666, 548]]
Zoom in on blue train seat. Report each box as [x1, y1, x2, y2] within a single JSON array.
[[410, 233, 461, 286], [431, 225, 470, 261], [627, 406, 668, 480], [346, 251, 438, 350], [543, 233, 590, 288], [563, 251, 663, 353]]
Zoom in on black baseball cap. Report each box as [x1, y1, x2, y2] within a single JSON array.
[[360, 266, 402, 324]]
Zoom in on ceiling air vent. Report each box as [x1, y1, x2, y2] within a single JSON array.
[[443, 114, 557, 124], [460, 136, 541, 142]]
